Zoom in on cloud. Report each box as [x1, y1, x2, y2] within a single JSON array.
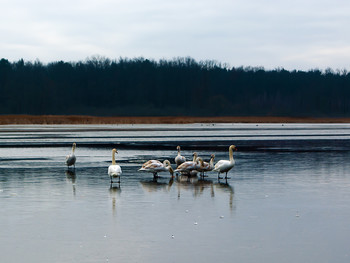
[[1, 0, 350, 70]]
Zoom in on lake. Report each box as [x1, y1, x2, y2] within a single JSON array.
[[1, 123, 350, 263]]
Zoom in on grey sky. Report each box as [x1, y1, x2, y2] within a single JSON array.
[[1, 0, 350, 70]]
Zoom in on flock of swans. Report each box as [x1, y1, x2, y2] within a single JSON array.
[[65, 143, 237, 184]]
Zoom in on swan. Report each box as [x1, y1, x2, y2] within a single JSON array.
[[175, 146, 186, 167], [140, 159, 161, 169], [189, 152, 199, 176], [139, 160, 174, 178], [108, 148, 122, 183], [174, 152, 199, 175], [213, 145, 237, 179], [196, 154, 215, 177], [66, 143, 77, 168]]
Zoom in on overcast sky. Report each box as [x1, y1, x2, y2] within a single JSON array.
[[1, 0, 350, 70]]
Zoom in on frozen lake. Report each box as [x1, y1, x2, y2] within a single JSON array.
[[1, 123, 350, 262]]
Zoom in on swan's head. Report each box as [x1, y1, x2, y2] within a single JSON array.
[[196, 157, 204, 165], [112, 148, 118, 154], [176, 145, 181, 151], [72, 142, 76, 152], [210, 154, 215, 160], [229, 145, 237, 151], [193, 152, 198, 158]]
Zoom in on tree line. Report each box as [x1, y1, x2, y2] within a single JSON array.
[[0, 56, 350, 117]]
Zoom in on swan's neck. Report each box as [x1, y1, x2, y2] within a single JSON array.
[[72, 145, 76, 154], [168, 166, 174, 175], [112, 151, 116, 165], [229, 147, 234, 162], [197, 157, 203, 166], [163, 160, 170, 167], [193, 154, 197, 162], [209, 157, 214, 167]]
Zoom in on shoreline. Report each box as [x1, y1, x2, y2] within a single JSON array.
[[1, 115, 350, 124]]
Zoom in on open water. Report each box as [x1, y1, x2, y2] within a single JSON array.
[[1, 123, 350, 263]]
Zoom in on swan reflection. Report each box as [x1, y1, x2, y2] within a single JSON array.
[[138, 174, 235, 211], [214, 181, 235, 211], [109, 185, 121, 216], [65, 169, 76, 196], [176, 175, 214, 199], [140, 177, 174, 193]]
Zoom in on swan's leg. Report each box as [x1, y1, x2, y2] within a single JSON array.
[[152, 173, 159, 182], [224, 172, 231, 179], [218, 172, 223, 180]]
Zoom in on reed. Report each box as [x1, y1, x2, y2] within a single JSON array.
[[1, 115, 350, 125]]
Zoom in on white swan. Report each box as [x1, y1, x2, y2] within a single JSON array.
[[139, 160, 174, 178], [174, 152, 199, 176], [196, 154, 215, 177], [66, 143, 76, 168], [175, 146, 186, 167], [108, 148, 122, 183], [213, 145, 236, 179]]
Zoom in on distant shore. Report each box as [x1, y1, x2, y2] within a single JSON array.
[[1, 115, 350, 124]]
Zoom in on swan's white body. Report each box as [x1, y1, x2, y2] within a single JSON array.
[[213, 145, 236, 179], [175, 146, 186, 167], [174, 152, 199, 175], [66, 143, 76, 168], [108, 149, 122, 183], [139, 160, 174, 178]]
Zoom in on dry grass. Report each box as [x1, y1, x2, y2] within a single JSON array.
[[1, 115, 350, 125]]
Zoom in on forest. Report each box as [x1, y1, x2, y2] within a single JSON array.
[[0, 56, 350, 117]]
